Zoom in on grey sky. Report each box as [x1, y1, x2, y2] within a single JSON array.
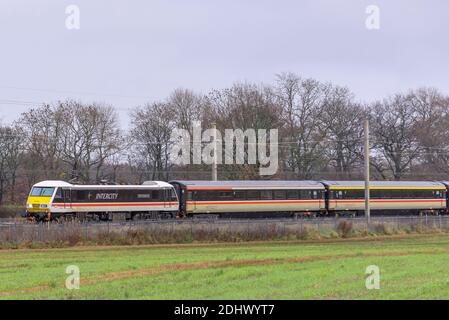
[[1, 0, 448, 126]]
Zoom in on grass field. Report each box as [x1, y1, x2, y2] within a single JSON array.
[[1, 234, 449, 299]]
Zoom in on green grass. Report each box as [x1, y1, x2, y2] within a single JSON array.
[[1, 234, 449, 299]]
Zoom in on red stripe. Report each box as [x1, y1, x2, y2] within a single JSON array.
[[187, 200, 321, 205], [330, 199, 444, 203]]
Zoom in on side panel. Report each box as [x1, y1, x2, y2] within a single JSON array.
[[327, 188, 446, 212], [187, 200, 323, 213], [329, 199, 446, 211], [51, 187, 179, 213], [185, 188, 325, 214]]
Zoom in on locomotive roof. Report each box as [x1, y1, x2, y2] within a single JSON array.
[[33, 180, 73, 187], [33, 180, 173, 189], [170, 180, 325, 190], [320, 180, 446, 190]]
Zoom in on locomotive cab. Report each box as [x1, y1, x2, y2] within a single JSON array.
[[25, 180, 72, 221]]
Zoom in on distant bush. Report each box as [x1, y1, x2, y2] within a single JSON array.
[[0, 205, 23, 218], [336, 221, 353, 238], [373, 223, 393, 235]]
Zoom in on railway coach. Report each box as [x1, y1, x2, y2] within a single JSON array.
[[170, 180, 326, 218], [24, 180, 179, 221], [321, 180, 447, 216]]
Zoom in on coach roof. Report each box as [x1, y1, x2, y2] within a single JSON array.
[[170, 180, 325, 190], [33, 180, 173, 189], [71, 181, 173, 189], [320, 180, 446, 190]]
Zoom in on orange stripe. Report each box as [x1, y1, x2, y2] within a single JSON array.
[[187, 200, 321, 205]]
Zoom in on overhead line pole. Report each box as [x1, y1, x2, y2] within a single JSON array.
[[212, 122, 218, 181], [364, 119, 370, 223]]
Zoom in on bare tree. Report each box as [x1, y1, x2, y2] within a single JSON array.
[[19, 104, 64, 184], [321, 86, 365, 177], [129, 102, 175, 181], [370, 94, 421, 179], [56, 100, 122, 183], [167, 88, 206, 134], [0, 124, 24, 204], [411, 88, 449, 176], [207, 82, 282, 179], [276, 72, 329, 179]]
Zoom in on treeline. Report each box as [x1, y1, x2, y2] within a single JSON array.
[[1, 72, 449, 204]]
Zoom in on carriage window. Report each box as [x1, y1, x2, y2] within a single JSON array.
[[274, 190, 286, 200], [193, 190, 206, 201], [287, 190, 299, 199], [247, 190, 259, 199], [260, 190, 272, 200], [371, 190, 381, 199], [345, 190, 363, 199], [392, 190, 404, 199], [234, 191, 246, 199], [311, 190, 318, 199], [298, 190, 309, 199], [335, 191, 343, 199], [434, 190, 443, 198], [218, 191, 233, 200], [187, 191, 193, 201]]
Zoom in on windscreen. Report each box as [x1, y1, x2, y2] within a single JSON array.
[[30, 187, 55, 197]]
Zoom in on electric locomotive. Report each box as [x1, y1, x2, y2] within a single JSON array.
[[24, 180, 179, 221]]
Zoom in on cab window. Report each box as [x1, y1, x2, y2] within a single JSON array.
[[170, 189, 178, 201], [54, 188, 63, 200], [30, 187, 55, 197]]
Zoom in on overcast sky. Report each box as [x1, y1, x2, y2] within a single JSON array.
[[0, 0, 448, 126]]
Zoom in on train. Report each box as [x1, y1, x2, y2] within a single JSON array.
[[23, 179, 449, 221], [24, 180, 179, 222]]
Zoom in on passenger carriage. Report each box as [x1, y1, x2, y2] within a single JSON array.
[[321, 180, 447, 216], [170, 180, 326, 218]]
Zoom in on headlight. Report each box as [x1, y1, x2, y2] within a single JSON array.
[[39, 204, 48, 208], [27, 204, 33, 208]]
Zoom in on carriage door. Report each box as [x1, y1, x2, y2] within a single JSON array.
[[63, 188, 72, 209]]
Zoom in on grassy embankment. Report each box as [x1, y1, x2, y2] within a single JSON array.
[[1, 234, 449, 299]]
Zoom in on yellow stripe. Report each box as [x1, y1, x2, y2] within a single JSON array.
[[328, 186, 446, 190]]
